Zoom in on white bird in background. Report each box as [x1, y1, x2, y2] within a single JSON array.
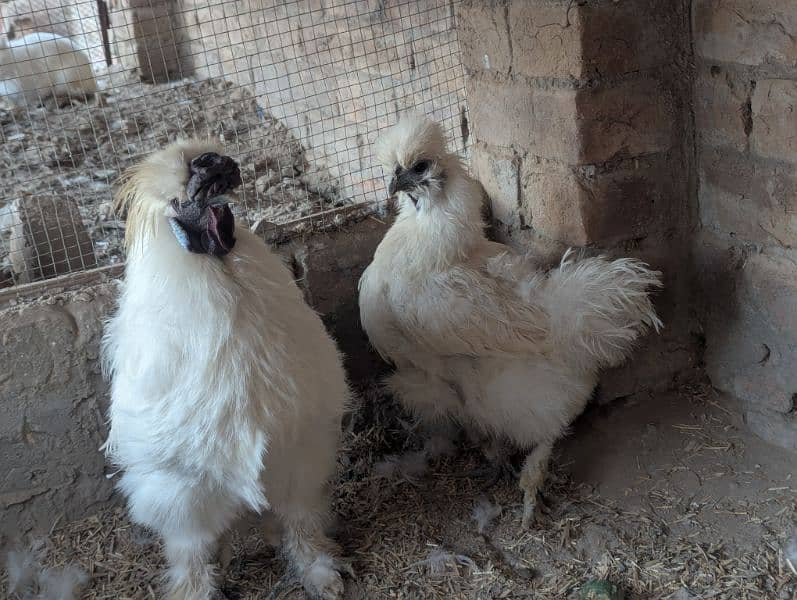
[[102, 140, 349, 599], [0, 32, 97, 107], [359, 116, 663, 527]]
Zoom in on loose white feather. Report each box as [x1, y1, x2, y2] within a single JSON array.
[[5, 547, 39, 597], [471, 497, 502, 534], [4, 544, 88, 600], [412, 547, 478, 576], [785, 534, 797, 577], [37, 566, 89, 600]]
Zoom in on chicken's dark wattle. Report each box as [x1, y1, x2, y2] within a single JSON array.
[[170, 152, 241, 258]]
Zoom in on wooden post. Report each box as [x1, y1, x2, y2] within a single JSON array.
[[98, 0, 113, 66]]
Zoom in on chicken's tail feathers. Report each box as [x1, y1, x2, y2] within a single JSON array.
[[545, 251, 663, 370]]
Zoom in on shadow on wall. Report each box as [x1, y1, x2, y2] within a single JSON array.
[[698, 240, 797, 451], [692, 0, 797, 450]]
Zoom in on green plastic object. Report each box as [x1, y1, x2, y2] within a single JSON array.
[[579, 579, 625, 600]]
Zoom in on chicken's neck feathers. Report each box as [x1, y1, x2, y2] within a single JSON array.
[[109, 227, 313, 441]]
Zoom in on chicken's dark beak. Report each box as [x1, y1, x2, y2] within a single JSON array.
[[389, 168, 421, 196]]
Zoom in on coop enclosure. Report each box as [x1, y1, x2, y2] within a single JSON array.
[[1, 0, 796, 596], [0, 0, 468, 287]]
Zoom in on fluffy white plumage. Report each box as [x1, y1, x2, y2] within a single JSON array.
[[102, 140, 349, 599], [359, 115, 663, 527], [0, 32, 97, 107]]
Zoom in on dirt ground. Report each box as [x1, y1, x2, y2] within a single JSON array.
[[2, 382, 795, 599], [0, 69, 348, 284]]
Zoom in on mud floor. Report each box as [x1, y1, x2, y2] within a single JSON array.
[[0, 68, 349, 284], [2, 382, 795, 599]]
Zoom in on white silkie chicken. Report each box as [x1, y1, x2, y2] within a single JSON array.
[[0, 32, 97, 107], [359, 116, 663, 527], [102, 140, 349, 599]]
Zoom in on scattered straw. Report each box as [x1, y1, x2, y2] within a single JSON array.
[[1, 383, 794, 599]]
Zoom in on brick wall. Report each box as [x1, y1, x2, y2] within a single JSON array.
[[103, 0, 796, 448], [175, 0, 467, 204], [693, 0, 797, 449], [461, 0, 700, 401]]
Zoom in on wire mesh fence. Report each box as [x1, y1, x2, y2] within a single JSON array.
[[0, 0, 468, 288]]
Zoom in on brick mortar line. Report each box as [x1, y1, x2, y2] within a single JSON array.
[[697, 141, 797, 170], [699, 225, 796, 253], [694, 58, 797, 81], [474, 141, 680, 173], [466, 64, 690, 91]]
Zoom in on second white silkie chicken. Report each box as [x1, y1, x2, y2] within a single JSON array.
[[103, 140, 349, 599], [359, 116, 663, 527]]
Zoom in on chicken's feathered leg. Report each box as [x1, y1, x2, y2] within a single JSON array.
[[519, 441, 553, 528], [281, 521, 348, 600], [265, 420, 350, 599], [163, 529, 225, 600]]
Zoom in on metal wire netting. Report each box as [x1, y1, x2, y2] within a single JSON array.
[[0, 0, 468, 288]]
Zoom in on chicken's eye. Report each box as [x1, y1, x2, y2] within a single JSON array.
[[413, 160, 429, 174]]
